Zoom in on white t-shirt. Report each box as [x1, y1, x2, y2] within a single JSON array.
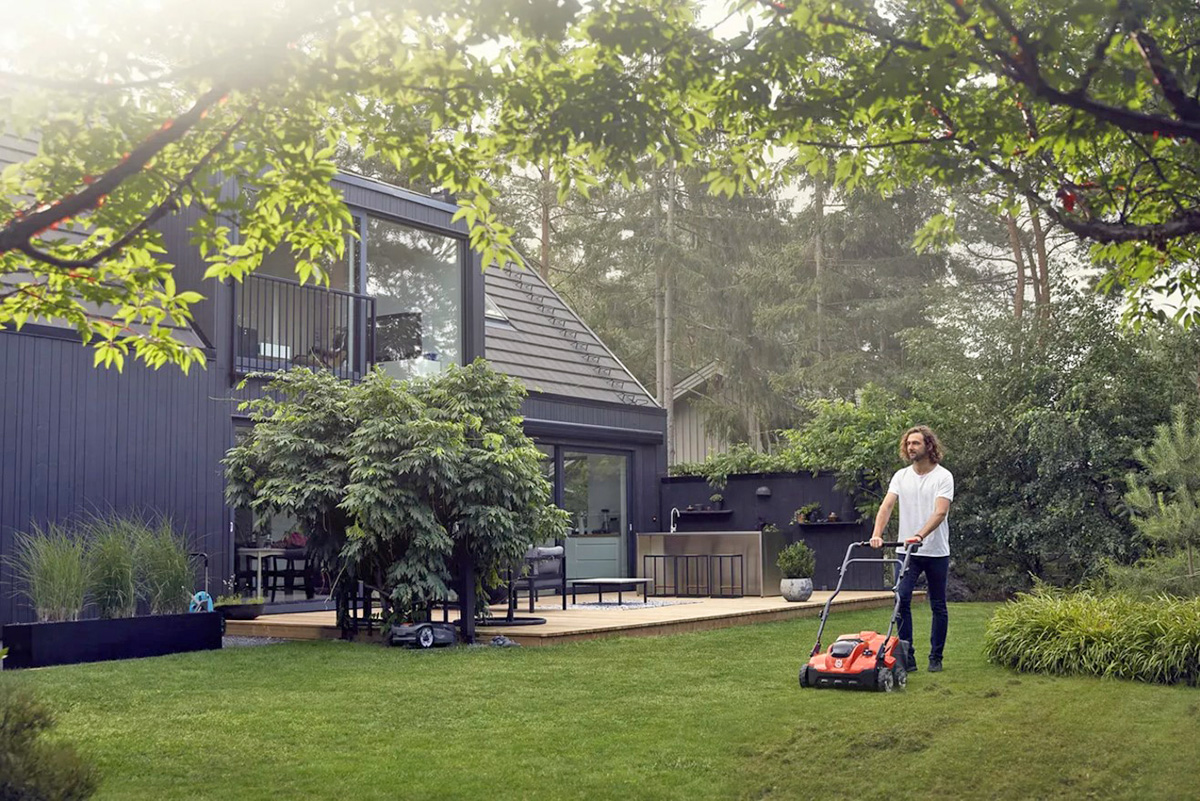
[[887, 464, 954, 557]]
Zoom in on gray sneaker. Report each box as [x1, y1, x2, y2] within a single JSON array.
[[928, 659, 943, 673]]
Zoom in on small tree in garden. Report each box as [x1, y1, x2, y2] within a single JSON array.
[[224, 362, 567, 627], [1126, 406, 1200, 578]]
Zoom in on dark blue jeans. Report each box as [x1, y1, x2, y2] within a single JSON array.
[[896, 554, 949, 668]]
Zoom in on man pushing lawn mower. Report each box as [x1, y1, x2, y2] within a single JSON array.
[[871, 425, 953, 674], [799, 425, 953, 691]]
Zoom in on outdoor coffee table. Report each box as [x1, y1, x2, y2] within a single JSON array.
[[568, 577, 651, 605]]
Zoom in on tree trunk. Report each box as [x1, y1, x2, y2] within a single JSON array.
[[813, 179, 825, 360], [1005, 213, 1026, 319], [664, 163, 676, 465], [539, 160, 552, 281], [1022, 240, 1044, 310], [457, 546, 476, 644], [654, 170, 665, 406], [1027, 199, 1051, 318], [747, 403, 763, 452], [655, 265, 665, 405]]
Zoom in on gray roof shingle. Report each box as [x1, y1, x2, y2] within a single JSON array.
[[484, 263, 657, 408]]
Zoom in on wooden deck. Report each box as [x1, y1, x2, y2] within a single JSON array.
[[225, 590, 921, 646]]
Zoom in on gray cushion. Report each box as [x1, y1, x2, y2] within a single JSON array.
[[529, 558, 562, 577], [523, 545, 565, 577]]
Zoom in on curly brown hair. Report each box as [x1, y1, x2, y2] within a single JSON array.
[[899, 426, 943, 464]]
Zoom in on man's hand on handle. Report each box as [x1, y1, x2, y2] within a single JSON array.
[[869, 535, 922, 549]]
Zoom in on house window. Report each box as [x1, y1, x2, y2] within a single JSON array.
[[485, 295, 511, 326], [563, 452, 628, 537], [364, 217, 463, 379]]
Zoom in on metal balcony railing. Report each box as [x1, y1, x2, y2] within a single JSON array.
[[233, 273, 376, 380]]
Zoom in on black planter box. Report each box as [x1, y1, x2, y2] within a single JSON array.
[[1, 612, 223, 669]]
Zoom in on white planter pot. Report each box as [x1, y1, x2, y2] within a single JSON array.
[[780, 577, 813, 602]]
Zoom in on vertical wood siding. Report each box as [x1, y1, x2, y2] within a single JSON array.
[[0, 332, 233, 625], [672, 397, 730, 466]]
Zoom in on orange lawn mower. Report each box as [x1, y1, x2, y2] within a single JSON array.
[[799, 538, 922, 692]]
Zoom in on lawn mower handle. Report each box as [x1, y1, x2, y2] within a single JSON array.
[[808, 539, 921, 658]]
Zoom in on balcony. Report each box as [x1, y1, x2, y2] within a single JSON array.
[[233, 273, 376, 381]]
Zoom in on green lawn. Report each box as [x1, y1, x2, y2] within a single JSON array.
[[7, 603, 1199, 800]]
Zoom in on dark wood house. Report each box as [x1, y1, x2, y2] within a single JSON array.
[[0, 139, 664, 625]]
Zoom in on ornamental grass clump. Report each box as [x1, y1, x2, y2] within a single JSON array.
[[984, 586, 1200, 685], [10, 523, 90, 622], [83, 514, 140, 619], [134, 519, 194, 615]]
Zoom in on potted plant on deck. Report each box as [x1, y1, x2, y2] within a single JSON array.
[[213, 580, 266, 620], [777, 541, 815, 602], [709, 493, 724, 510]]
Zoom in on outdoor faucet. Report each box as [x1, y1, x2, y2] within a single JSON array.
[[669, 507, 681, 534]]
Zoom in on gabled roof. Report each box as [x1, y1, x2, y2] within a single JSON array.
[[485, 262, 658, 408], [673, 360, 724, 401]]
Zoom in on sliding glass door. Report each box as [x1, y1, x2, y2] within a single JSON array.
[[560, 450, 629, 579]]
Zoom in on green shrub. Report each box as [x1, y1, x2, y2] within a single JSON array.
[[984, 586, 1200, 685], [0, 683, 99, 800], [83, 514, 140, 619], [1090, 552, 1200, 600], [10, 524, 90, 622], [777, 541, 815, 579], [134, 519, 194, 615]]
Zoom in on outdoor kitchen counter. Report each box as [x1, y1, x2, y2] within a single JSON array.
[[635, 529, 786, 597]]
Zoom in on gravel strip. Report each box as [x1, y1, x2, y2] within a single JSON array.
[[222, 635, 288, 648]]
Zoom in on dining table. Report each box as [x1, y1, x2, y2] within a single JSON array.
[[235, 547, 286, 596]]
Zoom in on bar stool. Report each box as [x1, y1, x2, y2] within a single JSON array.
[[708, 554, 744, 598], [675, 554, 710, 597], [643, 554, 671, 596]]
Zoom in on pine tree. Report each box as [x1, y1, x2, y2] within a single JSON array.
[[1126, 406, 1200, 577]]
